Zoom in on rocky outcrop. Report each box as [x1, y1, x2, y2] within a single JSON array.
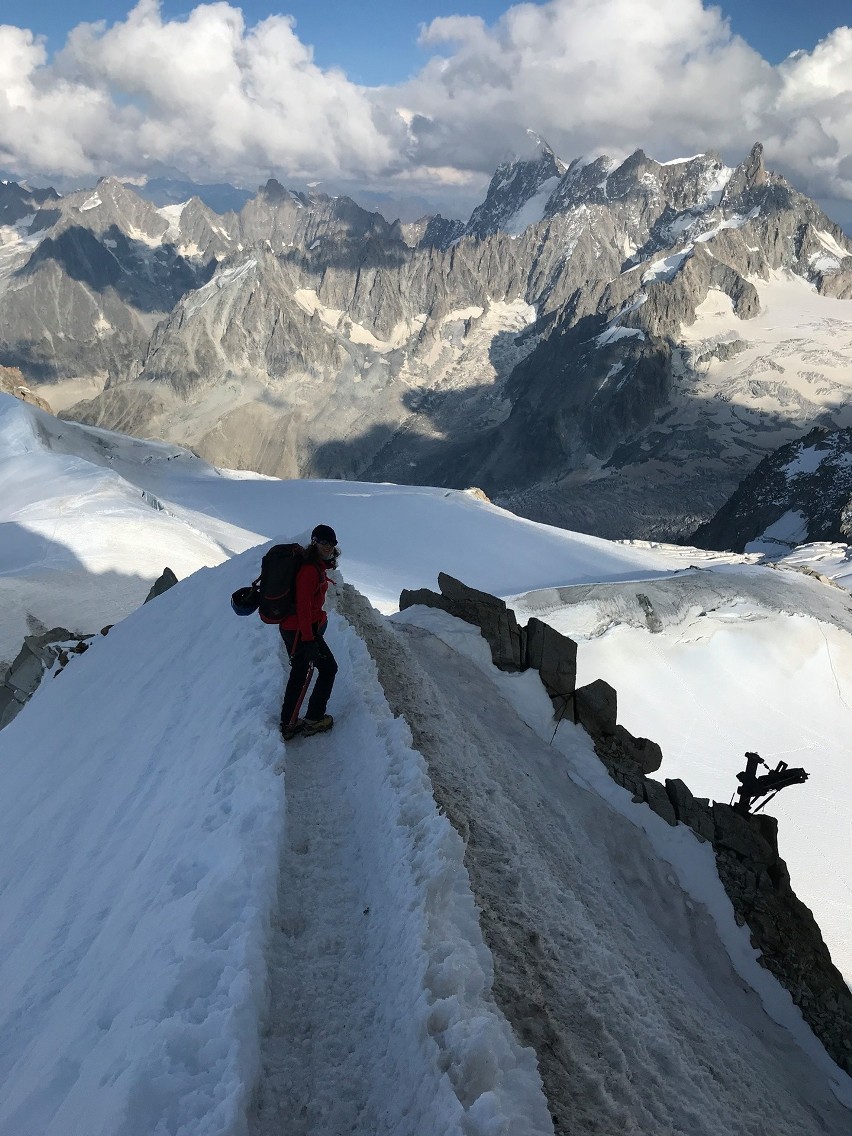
[[0, 628, 94, 728], [674, 785, 851, 1075], [400, 573, 526, 671], [144, 567, 179, 603], [0, 564, 177, 730], [571, 669, 852, 1077], [400, 572, 577, 712], [570, 678, 664, 777], [0, 366, 52, 412]]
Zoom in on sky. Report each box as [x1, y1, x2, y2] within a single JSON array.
[[6, 1, 852, 79], [1, 1, 852, 222], [1, 389, 851, 1133]]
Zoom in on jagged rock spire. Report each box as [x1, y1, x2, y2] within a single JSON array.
[[724, 142, 768, 199]]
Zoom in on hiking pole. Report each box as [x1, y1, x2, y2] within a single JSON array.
[[285, 662, 315, 731]]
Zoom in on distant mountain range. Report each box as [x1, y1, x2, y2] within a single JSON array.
[[2, 139, 852, 542], [127, 176, 254, 215]]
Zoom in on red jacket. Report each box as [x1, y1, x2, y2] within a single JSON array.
[[279, 560, 329, 642]]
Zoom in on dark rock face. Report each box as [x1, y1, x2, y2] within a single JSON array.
[[0, 627, 88, 728], [692, 426, 852, 552], [144, 567, 179, 604], [0, 181, 59, 225], [568, 677, 664, 778], [416, 215, 465, 249], [586, 693, 852, 1078], [0, 562, 176, 730], [583, 711, 852, 1078], [525, 617, 577, 713], [710, 806, 852, 1077], [433, 572, 526, 671], [571, 678, 618, 740], [464, 136, 567, 239]]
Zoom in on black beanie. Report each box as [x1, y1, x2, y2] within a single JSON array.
[[311, 524, 337, 545]]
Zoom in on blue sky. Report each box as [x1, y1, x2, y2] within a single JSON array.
[[7, 1, 852, 82]]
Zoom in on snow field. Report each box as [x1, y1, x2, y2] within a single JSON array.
[[252, 602, 553, 1135], [0, 397, 229, 663], [680, 271, 852, 422], [568, 607, 852, 980], [0, 552, 285, 1136]]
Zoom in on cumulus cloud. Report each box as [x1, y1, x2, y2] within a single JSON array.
[[397, 0, 777, 170], [771, 27, 852, 199], [0, 0, 404, 183], [1, 0, 852, 216]]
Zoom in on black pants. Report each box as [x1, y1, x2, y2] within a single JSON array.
[[279, 624, 338, 726]]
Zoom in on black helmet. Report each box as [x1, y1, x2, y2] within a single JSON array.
[[231, 585, 260, 617]]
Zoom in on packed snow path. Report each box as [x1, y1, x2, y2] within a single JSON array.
[[249, 607, 553, 1136], [251, 706, 384, 1133]]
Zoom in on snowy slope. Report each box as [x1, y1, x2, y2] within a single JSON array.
[[3, 395, 852, 1132], [1, 548, 850, 1135], [0, 553, 283, 1134], [0, 396, 231, 662], [0, 391, 677, 667], [676, 270, 852, 446]]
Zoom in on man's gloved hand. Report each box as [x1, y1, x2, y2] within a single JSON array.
[[299, 640, 322, 664]]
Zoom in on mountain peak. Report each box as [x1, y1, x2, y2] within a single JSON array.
[[0, 180, 59, 225], [744, 141, 767, 183], [259, 178, 287, 201], [464, 136, 566, 239], [518, 130, 565, 169], [723, 141, 769, 201]]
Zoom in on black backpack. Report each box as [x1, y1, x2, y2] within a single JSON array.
[[256, 543, 306, 623]]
